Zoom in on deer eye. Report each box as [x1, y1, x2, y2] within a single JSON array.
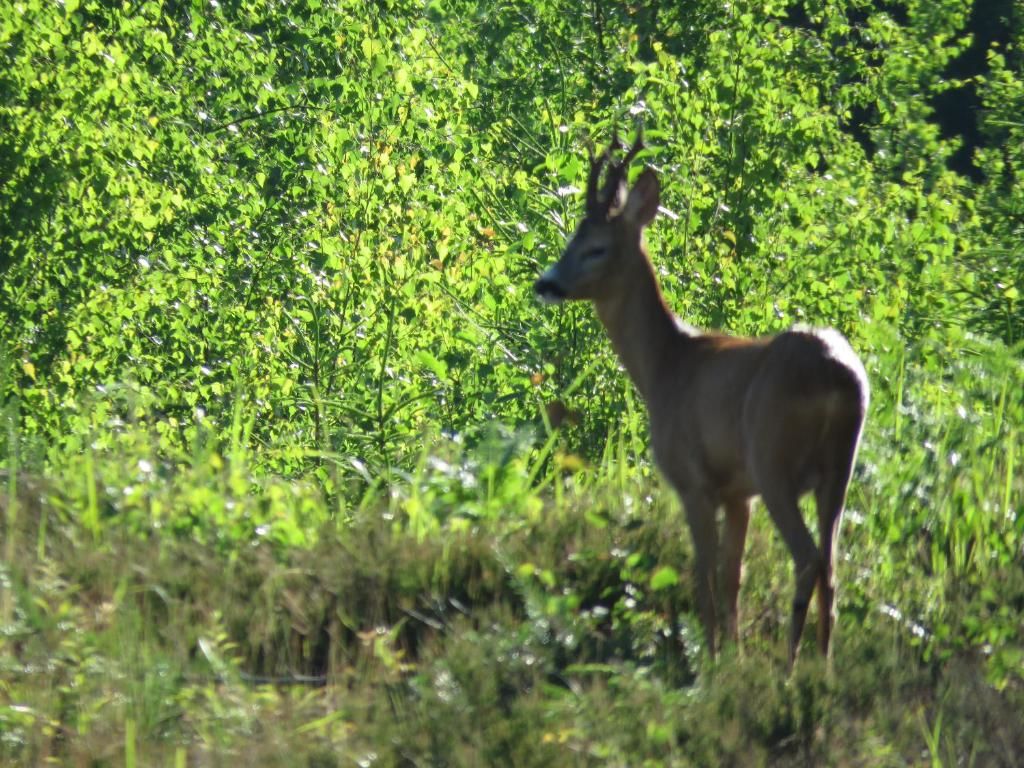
[[582, 246, 607, 261]]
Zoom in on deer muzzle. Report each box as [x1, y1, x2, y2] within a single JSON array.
[[534, 273, 568, 304]]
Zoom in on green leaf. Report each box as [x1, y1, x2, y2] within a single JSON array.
[[414, 350, 448, 381], [649, 566, 680, 591]]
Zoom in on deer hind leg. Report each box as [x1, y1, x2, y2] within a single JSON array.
[[680, 491, 721, 658], [721, 497, 751, 647], [814, 425, 862, 660], [759, 481, 822, 669], [813, 480, 843, 660]]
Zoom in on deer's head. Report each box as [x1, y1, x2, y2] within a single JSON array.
[[535, 132, 659, 304]]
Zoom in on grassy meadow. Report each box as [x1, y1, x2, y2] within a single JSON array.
[[2, 0, 1023, 765]]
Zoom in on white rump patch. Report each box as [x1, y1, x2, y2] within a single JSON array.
[[797, 325, 870, 408], [673, 316, 699, 336]]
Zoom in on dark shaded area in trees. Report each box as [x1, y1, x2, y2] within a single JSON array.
[[786, 0, 1015, 181], [932, 0, 1015, 181]]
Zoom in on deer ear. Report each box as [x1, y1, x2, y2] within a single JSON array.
[[622, 168, 660, 227]]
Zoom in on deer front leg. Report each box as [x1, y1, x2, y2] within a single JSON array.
[[721, 497, 751, 646], [680, 492, 720, 658]]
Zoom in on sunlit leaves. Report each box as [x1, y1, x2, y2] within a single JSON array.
[[0, 0, 1021, 521]]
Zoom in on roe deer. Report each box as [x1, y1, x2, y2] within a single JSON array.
[[534, 132, 868, 665]]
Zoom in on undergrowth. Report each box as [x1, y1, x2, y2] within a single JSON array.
[[2, 328, 1022, 767]]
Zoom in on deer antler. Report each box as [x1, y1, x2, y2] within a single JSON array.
[[585, 139, 612, 213], [599, 127, 645, 212], [587, 127, 645, 217]]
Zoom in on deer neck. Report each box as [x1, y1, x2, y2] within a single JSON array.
[[594, 250, 680, 404]]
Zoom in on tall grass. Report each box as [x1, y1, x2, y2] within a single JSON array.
[[0, 326, 1021, 765]]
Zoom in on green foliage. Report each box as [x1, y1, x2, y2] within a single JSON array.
[[3, 0, 1019, 476], [2, 445, 1022, 764], [1, 0, 1023, 764]]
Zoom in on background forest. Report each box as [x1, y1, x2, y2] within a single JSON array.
[[1, 0, 1022, 764]]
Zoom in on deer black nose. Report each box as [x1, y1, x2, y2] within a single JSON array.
[[534, 276, 567, 302]]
